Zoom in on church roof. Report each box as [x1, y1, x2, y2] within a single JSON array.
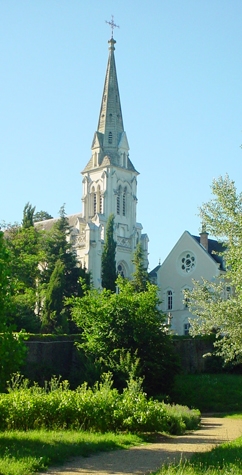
[[192, 235, 225, 271], [82, 37, 138, 174], [35, 213, 84, 231]]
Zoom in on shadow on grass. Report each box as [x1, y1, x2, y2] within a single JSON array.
[[191, 437, 242, 470], [0, 430, 148, 470]]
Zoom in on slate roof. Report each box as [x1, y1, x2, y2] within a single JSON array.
[[192, 235, 226, 271], [35, 212, 84, 231]]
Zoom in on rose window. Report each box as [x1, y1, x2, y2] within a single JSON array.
[[180, 252, 196, 273]]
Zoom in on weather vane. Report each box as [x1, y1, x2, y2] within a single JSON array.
[[105, 15, 119, 38]]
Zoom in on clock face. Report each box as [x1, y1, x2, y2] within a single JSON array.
[[180, 252, 196, 274]]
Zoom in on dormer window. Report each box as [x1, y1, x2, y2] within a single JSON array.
[[108, 131, 112, 144]]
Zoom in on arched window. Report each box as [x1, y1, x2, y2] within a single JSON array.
[[183, 288, 190, 308], [117, 263, 125, 278], [108, 131, 112, 144], [184, 323, 190, 336], [167, 290, 173, 310]]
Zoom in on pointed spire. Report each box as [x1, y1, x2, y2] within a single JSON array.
[[97, 37, 124, 153], [83, 34, 137, 174]]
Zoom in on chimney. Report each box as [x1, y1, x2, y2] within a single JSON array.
[[200, 225, 209, 251]]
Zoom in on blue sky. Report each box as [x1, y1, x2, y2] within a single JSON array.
[[0, 0, 242, 271]]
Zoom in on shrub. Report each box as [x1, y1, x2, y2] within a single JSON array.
[[0, 373, 200, 434]]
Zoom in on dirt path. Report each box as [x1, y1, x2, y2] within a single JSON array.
[[41, 417, 242, 475]]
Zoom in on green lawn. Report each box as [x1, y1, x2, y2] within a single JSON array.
[[0, 430, 146, 475], [170, 373, 242, 412], [152, 433, 242, 474]]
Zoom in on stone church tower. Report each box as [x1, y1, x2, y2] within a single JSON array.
[[40, 36, 148, 288]]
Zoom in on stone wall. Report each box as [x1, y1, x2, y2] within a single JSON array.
[[22, 335, 216, 384]]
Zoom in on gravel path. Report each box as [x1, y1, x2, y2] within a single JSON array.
[[41, 417, 242, 475]]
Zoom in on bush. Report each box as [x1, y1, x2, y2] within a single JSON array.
[[0, 374, 200, 434]]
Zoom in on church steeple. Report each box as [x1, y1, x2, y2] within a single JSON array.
[[97, 38, 124, 151], [83, 35, 136, 173]]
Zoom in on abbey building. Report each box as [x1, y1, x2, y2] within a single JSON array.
[[39, 36, 149, 288]]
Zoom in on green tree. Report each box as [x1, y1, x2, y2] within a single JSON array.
[[22, 202, 36, 228], [101, 214, 117, 291], [41, 205, 89, 332], [41, 259, 69, 333], [4, 221, 44, 332], [0, 231, 27, 391], [132, 242, 149, 292], [33, 210, 53, 222], [69, 276, 178, 395], [186, 175, 242, 363]]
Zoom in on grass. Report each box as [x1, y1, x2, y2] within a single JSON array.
[[152, 434, 242, 474], [170, 374, 242, 412], [0, 429, 146, 475]]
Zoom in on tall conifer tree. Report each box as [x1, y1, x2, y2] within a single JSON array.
[[132, 242, 149, 292], [101, 214, 117, 291]]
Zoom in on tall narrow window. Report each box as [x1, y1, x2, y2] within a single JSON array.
[[93, 192, 97, 215], [117, 195, 120, 215], [117, 186, 121, 215], [99, 193, 102, 214], [184, 323, 190, 336], [122, 188, 126, 216], [183, 288, 190, 308], [108, 131, 112, 144], [167, 290, 173, 310], [96, 185, 102, 214], [226, 286, 231, 299]]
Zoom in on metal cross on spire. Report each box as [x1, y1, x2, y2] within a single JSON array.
[[105, 15, 119, 38]]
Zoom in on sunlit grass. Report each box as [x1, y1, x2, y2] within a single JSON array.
[[152, 434, 242, 475], [0, 430, 145, 475]]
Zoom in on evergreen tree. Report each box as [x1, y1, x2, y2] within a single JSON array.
[[41, 259, 69, 333], [41, 205, 89, 332], [22, 202, 36, 228], [33, 210, 53, 222], [101, 214, 117, 291], [132, 242, 149, 292]]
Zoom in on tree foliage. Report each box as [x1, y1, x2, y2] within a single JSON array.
[[69, 276, 178, 395], [41, 205, 89, 333], [101, 214, 117, 291], [22, 202, 36, 228], [132, 242, 149, 292], [0, 231, 27, 391], [186, 175, 242, 363], [4, 221, 44, 332], [33, 210, 53, 222]]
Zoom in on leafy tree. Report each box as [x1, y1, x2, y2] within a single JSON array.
[[101, 214, 117, 291], [22, 202, 36, 228], [0, 231, 27, 390], [186, 175, 242, 363], [132, 242, 149, 292], [4, 221, 44, 332], [33, 211, 53, 222], [69, 276, 179, 395]]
